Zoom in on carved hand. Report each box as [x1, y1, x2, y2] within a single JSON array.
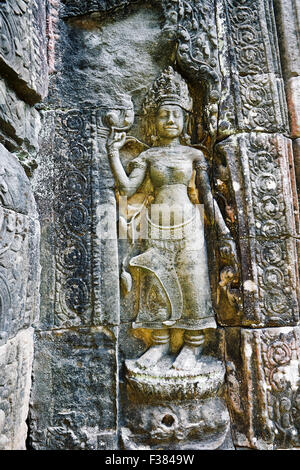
[[107, 131, 127, 154]]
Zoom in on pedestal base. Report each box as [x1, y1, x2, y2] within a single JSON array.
[[122, 354, 233, 449], [126, 354, 225, 402]]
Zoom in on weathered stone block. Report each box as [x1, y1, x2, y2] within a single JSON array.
[[0, 142, 35, 215], [29, 326, 118, 450], [238, 74, 287, 133], [60, 0, 142, 18], [119, 325, 232, 449], [0, 0, 48, 103], [293, 139, 300, 197], [32, 110, 93, 329], [274, 0, 300, 79], [0, 79, 41, 151], [0, 328, 34, 449], [47, 3, 173, 113], [0, 144, 40, 339], [225, 327, 300, 449], [121, 398, 233, 450], [218, 0, 289, 137], [216, 133, 299, 327]]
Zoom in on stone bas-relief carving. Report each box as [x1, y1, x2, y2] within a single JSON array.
[[0, 328, 34, 450], [0, 0, 297, 451], [108, 67, 235, 366], [121, 397, 232, 450], [28, 327, 117, 450], [225, 327, 300, 449], [121, 329, 233, 450], [0, 0, 48, 103], [107, 67, 235, 448], [0, 144, 39, 450]]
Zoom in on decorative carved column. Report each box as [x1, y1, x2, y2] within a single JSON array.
[[215, 0, 300, 449]]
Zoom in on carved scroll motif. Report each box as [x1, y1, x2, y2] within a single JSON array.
[[227, 328, 300, 449], [221, 0, 288, 134], [217, 133, 299, 327], [53, 110, 93, 327], [49, 106, 134, 328]]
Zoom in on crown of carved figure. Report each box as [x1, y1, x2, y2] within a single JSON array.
[[143, 66, 193, 115]]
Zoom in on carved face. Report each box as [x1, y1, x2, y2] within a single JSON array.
[[155, 104, 184, 140]]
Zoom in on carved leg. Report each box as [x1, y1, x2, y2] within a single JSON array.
[[135, 329, 170, 370], [171, 330, 205, 371]]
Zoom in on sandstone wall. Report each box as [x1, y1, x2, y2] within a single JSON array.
[[0, 0, 299, 451]]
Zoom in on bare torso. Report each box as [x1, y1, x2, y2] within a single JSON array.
[[145, 144, 199, 225]]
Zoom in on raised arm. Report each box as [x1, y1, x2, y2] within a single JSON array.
[[107, 132, 147, 197]]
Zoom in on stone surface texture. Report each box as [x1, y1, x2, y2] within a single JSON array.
[[0, 0, 299, 451], [0, 0, 44, 451], [0, 143, 40, 449]]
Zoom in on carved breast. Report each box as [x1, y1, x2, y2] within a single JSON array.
[[149, 158, 193, 188]]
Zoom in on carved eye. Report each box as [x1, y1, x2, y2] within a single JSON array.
[[159, 111, 168, 118]]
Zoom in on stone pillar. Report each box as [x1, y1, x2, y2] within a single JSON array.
[[0, 0, 47, 450], [29, 108, 119, 449], [216, 0, 300, 449], [274, 0, 300, 139]]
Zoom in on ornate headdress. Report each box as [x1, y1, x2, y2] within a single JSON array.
[[143, 66, 193, 115]]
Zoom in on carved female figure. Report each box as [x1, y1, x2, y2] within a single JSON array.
[[108, 67, 234, 371]]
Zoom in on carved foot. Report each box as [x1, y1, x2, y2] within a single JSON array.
[[135, 343, 169, 370], [171, 330, 205, 371], [171, 344, 202, 371]]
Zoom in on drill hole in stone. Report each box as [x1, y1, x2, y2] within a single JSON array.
[[161, 414, 175, 427]]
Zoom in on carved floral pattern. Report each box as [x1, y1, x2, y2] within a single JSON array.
[[53, 110, 93, 327], [260, 329, 300, 448], [162, 0, 221, 141], [222, 0, 288, 133], [228, 328, 300, 449], [247, 134, 298, 325]]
